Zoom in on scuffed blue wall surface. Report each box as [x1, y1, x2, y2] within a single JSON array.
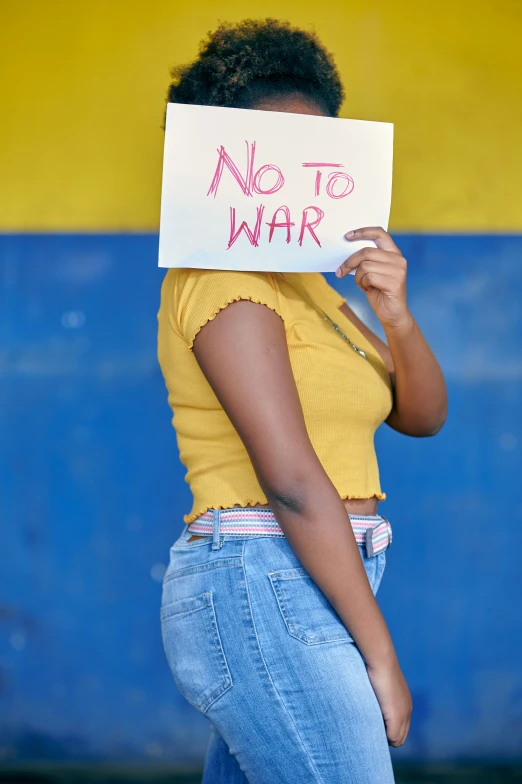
[[1, 234, 521, 762]]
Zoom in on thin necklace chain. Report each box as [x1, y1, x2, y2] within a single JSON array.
[[279, 273, 368, 360]]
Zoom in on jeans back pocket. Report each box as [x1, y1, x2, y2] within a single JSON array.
[[161, 591, 232, 713], [268, 552, 386, 646], [268, 566, 354, 645]]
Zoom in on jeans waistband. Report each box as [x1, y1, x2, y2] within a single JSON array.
[[186, 508, 393, 555]]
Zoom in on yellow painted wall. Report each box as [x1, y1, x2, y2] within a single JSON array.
[[1, 0, 521, 231]]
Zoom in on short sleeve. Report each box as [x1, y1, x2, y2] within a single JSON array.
[[171, 269, 284, 350]]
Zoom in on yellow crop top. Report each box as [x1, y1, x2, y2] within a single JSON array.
[[157, 269, 393, 523]]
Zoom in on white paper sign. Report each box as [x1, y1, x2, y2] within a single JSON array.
[[158, 103, 393, 272]]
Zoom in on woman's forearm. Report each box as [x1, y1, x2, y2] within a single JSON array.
[[384, 313, 447, 436], [266, 476, 397, 669]]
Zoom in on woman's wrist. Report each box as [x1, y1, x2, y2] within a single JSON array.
[[382, 309, 415, 336], [365, 642, 399, 671]]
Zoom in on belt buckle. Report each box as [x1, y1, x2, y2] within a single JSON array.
[[382, 515, 393, 548], [365, 516, 392, 558]]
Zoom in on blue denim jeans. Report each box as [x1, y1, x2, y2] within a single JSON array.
[[161, 511, 395, 783]]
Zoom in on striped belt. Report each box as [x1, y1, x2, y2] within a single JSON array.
[[186, 508, 392, 556]]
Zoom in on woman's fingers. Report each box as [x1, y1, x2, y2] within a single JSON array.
[[388, 717, 410, 747], [354, 260, 406, 292], [357, 271, 396, 293], [345, 225, 400, 253], [336, 245, 406, 279], [338, 254, 406, 287], [398, 718, 411, 747]]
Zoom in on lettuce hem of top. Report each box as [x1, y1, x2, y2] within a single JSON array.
[[186, 295, 283, 351], [183, 491, 387, 524]]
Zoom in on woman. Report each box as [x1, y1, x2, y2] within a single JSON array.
[[157, 18, 447, 784]]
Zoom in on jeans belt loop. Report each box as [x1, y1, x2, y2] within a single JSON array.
[[211, 509, 222, 550]]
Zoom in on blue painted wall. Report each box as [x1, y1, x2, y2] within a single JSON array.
[[1, 234, 521, 763]]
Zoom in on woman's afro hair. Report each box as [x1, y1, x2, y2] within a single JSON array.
[[166, 18, 345, 119]]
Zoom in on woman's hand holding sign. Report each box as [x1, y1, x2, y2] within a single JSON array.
[[336, 227, 412, 332], [336, 225, 447, 441]]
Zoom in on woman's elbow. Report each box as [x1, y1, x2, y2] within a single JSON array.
[[410, 409, 448, 437], [258, 469, 319, 516], [420, 418, 446, 437], [266, 488, 306, 514], [387, 407, 448, 437]]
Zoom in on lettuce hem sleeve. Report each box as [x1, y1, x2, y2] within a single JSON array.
[[185, 295, 284, 351]]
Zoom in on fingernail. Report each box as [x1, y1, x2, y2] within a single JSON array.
[[346, 230, 355, 238], [335, 267, 342, 277]]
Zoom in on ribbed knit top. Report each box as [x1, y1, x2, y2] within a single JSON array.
[[157, 268, 394, 523]]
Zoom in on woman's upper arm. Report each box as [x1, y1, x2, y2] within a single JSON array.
[[191, 298, 320, 496]]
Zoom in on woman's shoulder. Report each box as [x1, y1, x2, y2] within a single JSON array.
[[164, 267, 280, 291], [161, 268, 285, 349], [162, 268, 343, 312], [167, 268, 282, 305], [295, 272, 346, 309]]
